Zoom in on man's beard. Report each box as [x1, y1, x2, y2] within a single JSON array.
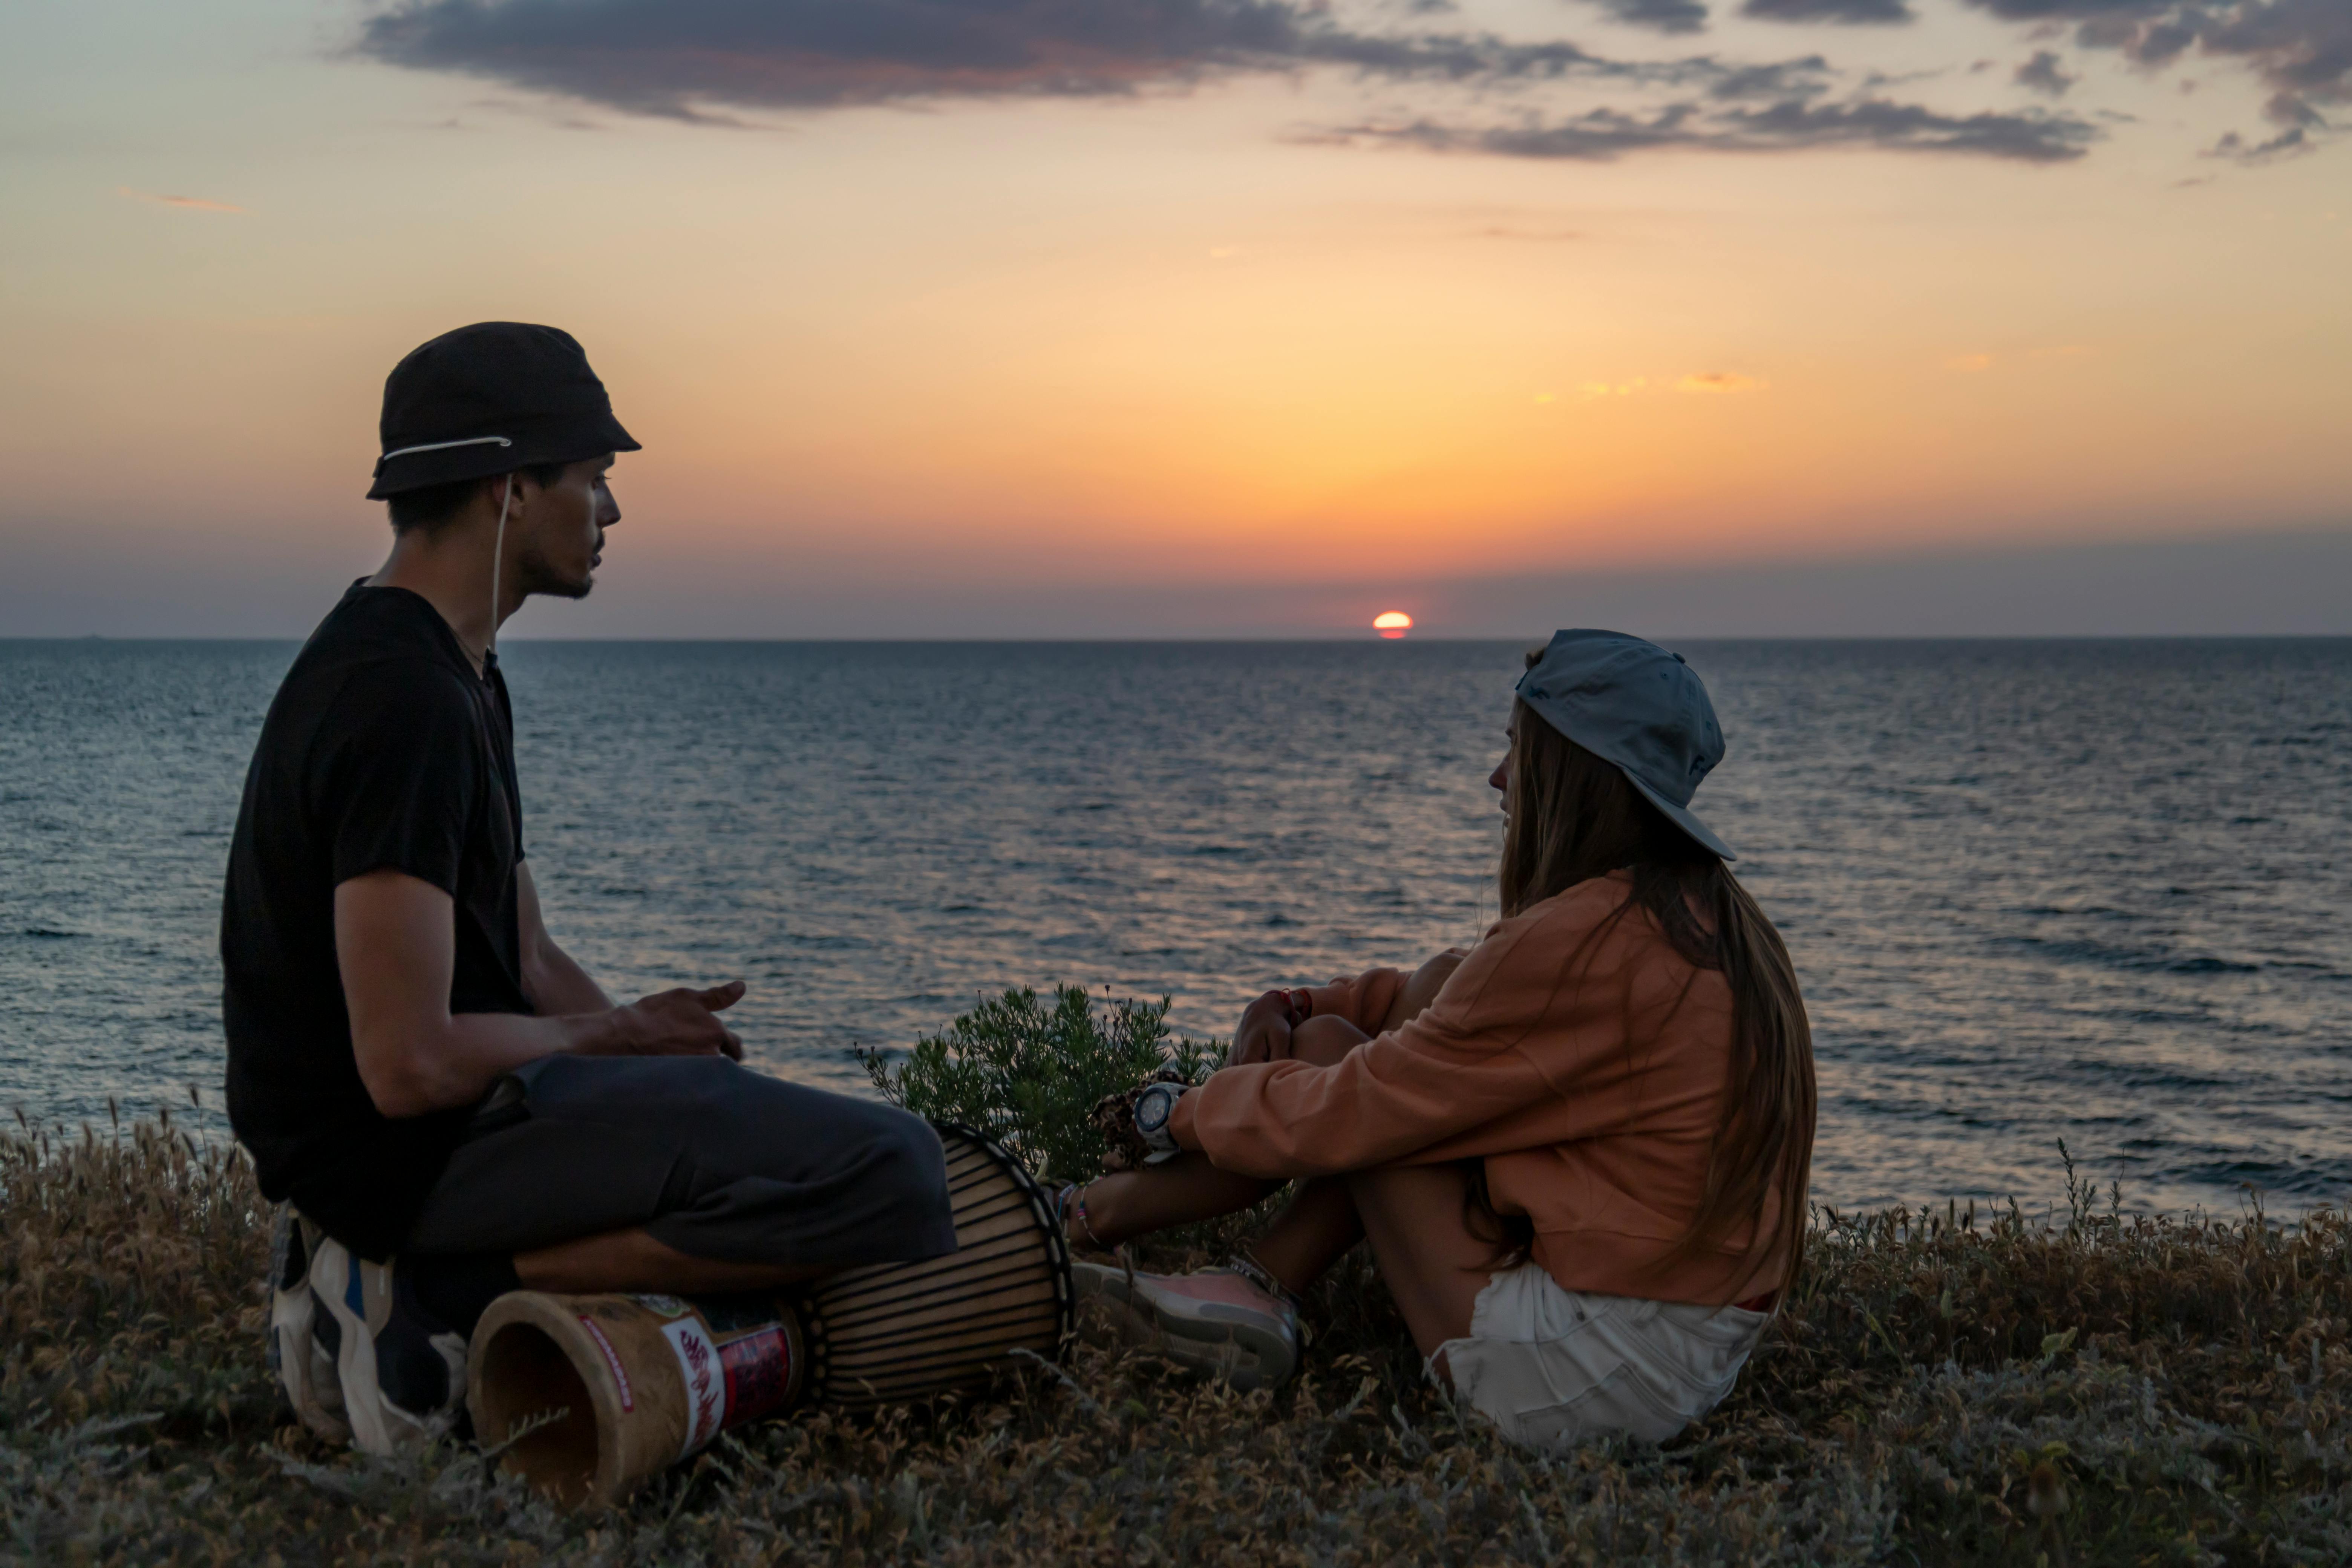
[[513, 542, 593, 602]]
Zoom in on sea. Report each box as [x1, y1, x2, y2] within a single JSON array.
[[2, 637, 2345, 1218]]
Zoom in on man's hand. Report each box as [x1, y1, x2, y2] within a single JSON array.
[[338, 868, 753, 1117], [601, 982, 746, 1061]]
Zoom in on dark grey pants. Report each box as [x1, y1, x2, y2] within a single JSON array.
[[406, 1055, 958, 1269]]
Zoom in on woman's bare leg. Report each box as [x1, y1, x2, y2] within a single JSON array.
[[1285, 1014, 1372, 1066], [1380, 949, 1466, 1034], [1073, 1014, 1376, 1247], [1078, 1154, 1279, 1246], [1345, 1163, 1491, 1360], [1071, 1010, 1495, 1388], [1241, 1177, 1363, 1292], [1238, 1162, 1488, 1359]]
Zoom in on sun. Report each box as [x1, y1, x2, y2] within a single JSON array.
[[1373, 611, 1413, 640]]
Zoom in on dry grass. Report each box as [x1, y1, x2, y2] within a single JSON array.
[[4, 1115, 2347, 1566]]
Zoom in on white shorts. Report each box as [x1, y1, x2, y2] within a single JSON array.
[[1432, 1261, 1769, 1452]]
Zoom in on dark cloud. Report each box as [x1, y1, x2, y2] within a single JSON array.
[[2203, 0, 2352, 119], [1575, 0, 1713, 36], [1741, 0, 1916, 24], [348, 0, 2340, 168], [1965, 0, 2349, 121], [1711, 55, 1839, 98], [1719, 95, 2099, 153], [1965, 0, 2158, 16], [2207, 122, 2310, 156], [1958, 0, 2344, 158], [1342, 104, 1700, 158], [2014, 48, 2079, 91], [354, 0, 1713, 115], [1326, 94, 2100, 159]]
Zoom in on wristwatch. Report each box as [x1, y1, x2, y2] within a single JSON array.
[[1133, 1081, 1189, 1163]]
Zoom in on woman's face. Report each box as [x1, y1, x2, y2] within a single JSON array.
[[1489, 724, 1514, 816]]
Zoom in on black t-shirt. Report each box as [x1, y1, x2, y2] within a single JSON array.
[[222, 583, 532, 1259]]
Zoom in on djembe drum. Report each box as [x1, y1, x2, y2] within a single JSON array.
[[468, 1123, 1072, 1507]]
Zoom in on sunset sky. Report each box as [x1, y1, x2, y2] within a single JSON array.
[[3, 0, 2346, 636]]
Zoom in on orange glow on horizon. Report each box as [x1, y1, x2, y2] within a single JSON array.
[[1374, 610, 1413, 639]]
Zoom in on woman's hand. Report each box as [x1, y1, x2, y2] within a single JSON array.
[[1227, 988, 1313, 1067], [1092, 1068, 1192, 1172]]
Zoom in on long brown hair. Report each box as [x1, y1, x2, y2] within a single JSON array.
[[1469, 653, 1816, 1299]]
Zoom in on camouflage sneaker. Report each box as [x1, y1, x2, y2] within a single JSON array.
[[306, 1232, 469, 1455], [266, 1206, 350, 1444]]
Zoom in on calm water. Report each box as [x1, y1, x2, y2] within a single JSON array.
[[1, 637, 2346, 1216]]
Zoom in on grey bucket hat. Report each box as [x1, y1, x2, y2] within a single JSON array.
[[1512, 628, 1735, 861]]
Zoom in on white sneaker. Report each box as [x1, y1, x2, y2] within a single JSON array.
[[266, 1206, 349, 1444], [1073, 1261, 1302, 1392], [306, 1232, 469, 1455]]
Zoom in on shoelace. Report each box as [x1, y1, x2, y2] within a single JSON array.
[[1222, 1248, 1307, 1320]]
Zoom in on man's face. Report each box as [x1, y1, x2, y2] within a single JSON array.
[[514, 455, 618, 601]]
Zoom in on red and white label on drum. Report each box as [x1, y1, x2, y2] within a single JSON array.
[[718, 1325, 796, 1428], [662, 1318, 728, 1459], [576, 1315, 634, 1413]]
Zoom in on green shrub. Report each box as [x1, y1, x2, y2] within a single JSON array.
[[852, 986, 1220, 1184]]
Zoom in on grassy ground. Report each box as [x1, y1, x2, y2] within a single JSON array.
[[4, 1109, 2346, 1566]]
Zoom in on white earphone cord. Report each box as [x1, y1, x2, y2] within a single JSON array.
[[488, 475, 513, 660]]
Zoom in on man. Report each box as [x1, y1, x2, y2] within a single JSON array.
[[222, 322, 956, 1455]]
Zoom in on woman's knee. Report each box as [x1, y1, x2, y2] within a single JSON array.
[[1393, 949, 1465, 1027], [1291, 1014, 1370, 1066]]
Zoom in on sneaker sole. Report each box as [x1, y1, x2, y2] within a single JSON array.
[[1073, 1263, 1298, 1392], [267, 1208, 351, 1445]]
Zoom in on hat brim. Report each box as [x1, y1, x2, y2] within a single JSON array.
[[366, 412, 640, 499], [1620, 770, 1738, 862]]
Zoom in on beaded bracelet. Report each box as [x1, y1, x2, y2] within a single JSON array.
[[1055, 1181, 1109, 1250]]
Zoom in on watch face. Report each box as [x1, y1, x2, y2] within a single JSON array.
[[1135, 1087, 1172, 1135]]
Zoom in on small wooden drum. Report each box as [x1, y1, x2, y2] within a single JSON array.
[[798, 1121, 1073, 1408], [469, 1122, 1072, 1507], [470, 1289, 808, 1508]]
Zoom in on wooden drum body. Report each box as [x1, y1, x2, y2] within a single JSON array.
[[799, 1121, 1073, 1407], [468, 1122, 1072, 1507]]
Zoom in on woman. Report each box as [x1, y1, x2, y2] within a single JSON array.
[[1058, 628, 1815, 1451]]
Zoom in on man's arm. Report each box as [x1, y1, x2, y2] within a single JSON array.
[[336, 868, 743, 1119], [514, 863, 615, 1015]]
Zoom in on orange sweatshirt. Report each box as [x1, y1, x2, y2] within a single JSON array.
[[1168, 871, 1788, 1306]]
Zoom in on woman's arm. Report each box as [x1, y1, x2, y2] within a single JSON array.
[[1227, 949, 1468, 1066], [1170, 901, 1640, 1179], [1171, 1022, 1546, 1179]]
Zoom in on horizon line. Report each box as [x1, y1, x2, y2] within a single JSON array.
[[9, 632, 2351, 646]]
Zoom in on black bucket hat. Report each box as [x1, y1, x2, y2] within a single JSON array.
[[365, 322, 640, 500]]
